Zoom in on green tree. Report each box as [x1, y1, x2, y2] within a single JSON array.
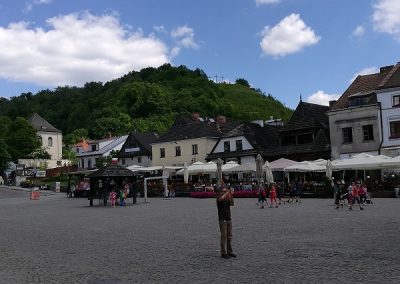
[[235, 78, 250, 88], [6, 117, 41, 161]]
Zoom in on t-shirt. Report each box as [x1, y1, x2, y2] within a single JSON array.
[[217, 198, 231, 221]]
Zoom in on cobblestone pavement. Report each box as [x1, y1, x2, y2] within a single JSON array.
[[1, 187, 399, 284]]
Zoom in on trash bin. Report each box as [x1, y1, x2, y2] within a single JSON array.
[[395, 187, 399, 198]]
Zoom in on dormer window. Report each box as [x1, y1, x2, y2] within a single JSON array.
[[393, 95, 400, 107]]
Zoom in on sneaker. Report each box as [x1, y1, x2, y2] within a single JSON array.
[[227, 252, 236, 258], [260, 205, 264, 209], [221, 254, 230, 259], [360, 207, 364, 210], [349, 207, 352, 210], [275, 206, 279, 208]]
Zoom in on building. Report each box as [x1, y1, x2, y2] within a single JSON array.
[[117, 132, 159, 167], [375, 62, 400, 157], [328, 63, 400, 159], [151, 114, 239, 167], [75, 135, 128, 169], [206, 121, 279, 164], [28, 113, 63, 160], [272, 101, 331, 161], [19, 113, 69, 169]]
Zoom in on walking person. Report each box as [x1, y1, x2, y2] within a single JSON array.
[[349, 182, 364, 210], [269, 183, 278, 208], [216, 186, 236, 259], [109, 188, 117, 208]]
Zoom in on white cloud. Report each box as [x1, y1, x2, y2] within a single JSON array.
[[171, 25, 199, 49], [153, 25, 166, 33], [256, 0, 281, 5], [373, 0, 400, 40], [24, 0, 53, 12], [352, 25, 365, 37], [306, 91, 340, 106], [0, 12, 170, 87], [260, 13, 320, 57], [349, 67, 379, 83]]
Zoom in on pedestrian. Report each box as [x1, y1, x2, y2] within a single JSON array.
[[119, 188, 125, 207], [277, 181, 285, 205], [334, 180, 343, 209], [257, 185, 267, 208], [269, 183, 278, 208], [216, 186, 236, 259], [349, 182, 364, 210], [109, 188, 117, 208]]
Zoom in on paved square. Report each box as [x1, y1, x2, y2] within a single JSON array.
[[0, 187, 399, 283]]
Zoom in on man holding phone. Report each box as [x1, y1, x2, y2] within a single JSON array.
[[216, 186, 236, 259]]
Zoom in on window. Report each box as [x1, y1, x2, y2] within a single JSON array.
[[281, 135, 296, 146], [297, 133, 313, 144], [175, 146, 181, 156], [91, 145, 96, 151], [348, 96, 367, 107], [342, 127, 353, 143], [389, 121, 400, 139], [362, 125, 374, 141], [88, 159, 92, 168], [235, 140, 243, 151], [76, 148, 79, 153], [138, 157, 142, 163], [224, 141, 230, 152], [192, 144, 198, 155], [121, 159, 125, 165], [393, 95, 400, 107], [48, 137, 53, 147], [160, 148, 165, 158]]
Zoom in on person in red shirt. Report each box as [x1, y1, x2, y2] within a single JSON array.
[[349, 182, 364, 210], [269, 183, 278, 208]]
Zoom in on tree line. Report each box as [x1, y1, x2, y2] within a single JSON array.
[[0, 64, 293, 171]]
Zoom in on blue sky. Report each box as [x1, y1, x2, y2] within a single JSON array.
[[0, 0, 399, 109]]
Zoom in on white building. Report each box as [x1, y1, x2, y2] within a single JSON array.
[[376, 62, 400, 157]]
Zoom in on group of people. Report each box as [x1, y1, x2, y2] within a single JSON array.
[[256, 181, 303, 209], [334, 180, 370, 210], [109, 184, 130, 208]]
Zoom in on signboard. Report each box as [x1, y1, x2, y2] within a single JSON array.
[[36, 170, 46, 178], [125, 147, 140, 153]]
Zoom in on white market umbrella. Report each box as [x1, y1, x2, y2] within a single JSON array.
[[264, 161, 274, 183], [256, 154, 264, 183], [222, 161, 239, 172], [326, 159, 333, 180], [183, 162, 189, 184], [216, 158, 223, 185], [225, 163, 256, 173]]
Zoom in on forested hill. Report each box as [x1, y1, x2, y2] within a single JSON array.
[[0, 64, 293, 139]]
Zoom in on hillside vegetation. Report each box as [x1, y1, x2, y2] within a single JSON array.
[[0, 64, 292, 139]]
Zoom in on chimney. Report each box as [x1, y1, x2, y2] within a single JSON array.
[[380, 65, 393, 74], [329, 100, 337, 108]]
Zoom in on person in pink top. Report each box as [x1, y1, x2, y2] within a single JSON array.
[[109, 189, 117, 208], [349, 182, 364, 210], [269, 183, 278, 208]]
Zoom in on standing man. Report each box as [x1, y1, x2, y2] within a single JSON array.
[[216, 186, 236, 259]]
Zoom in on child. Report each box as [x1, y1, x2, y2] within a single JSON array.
[[119, 188, 125, 207], [109, 189, 117, 208], [269, 183, 278, 208]]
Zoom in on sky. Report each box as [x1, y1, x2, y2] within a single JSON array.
[[0, 0, 399, 109]]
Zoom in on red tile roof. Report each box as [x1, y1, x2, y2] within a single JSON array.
[[331, 62, 400, 111]]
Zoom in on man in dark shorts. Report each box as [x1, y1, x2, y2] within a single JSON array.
[[216, 186, 236, 259]]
